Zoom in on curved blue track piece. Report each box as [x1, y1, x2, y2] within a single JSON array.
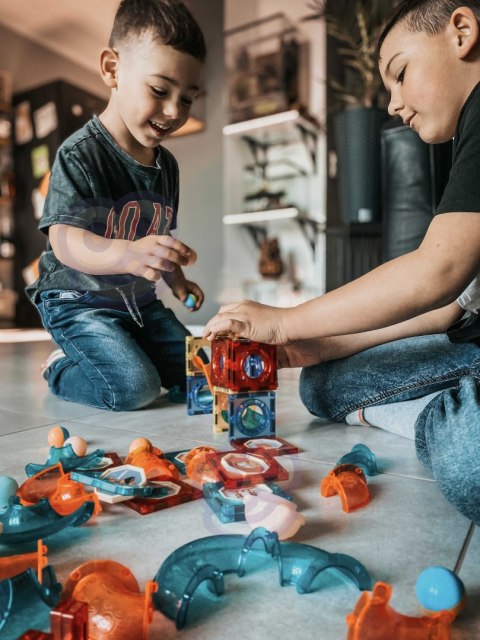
[[0, 565, 62, 632], [0, 578, 13, 632], [25, 444, 106, 476], [336, 443, 379, 476], [0, 496, 95, 545], [153, 527, 372, 629]]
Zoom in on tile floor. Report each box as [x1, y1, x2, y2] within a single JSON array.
[[1, 338, 479, 640]]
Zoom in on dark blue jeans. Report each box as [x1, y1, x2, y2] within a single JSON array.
[[36, 289, 190, 411], [299, 334, 480, 524]]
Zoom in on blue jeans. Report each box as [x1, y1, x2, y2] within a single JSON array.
[[299, 334, 480, 524], [36, 289, 190, 411]]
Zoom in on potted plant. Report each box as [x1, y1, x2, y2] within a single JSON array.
[[304, 0, 396, 223]]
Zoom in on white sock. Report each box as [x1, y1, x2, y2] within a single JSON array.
[[345, 390, 443, 440]]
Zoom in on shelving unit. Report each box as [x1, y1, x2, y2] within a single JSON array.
[[223, 206, 324, 253], [222, 13, 325, 306], [0, 72, 17, 326], [223, 109, 324, 255]]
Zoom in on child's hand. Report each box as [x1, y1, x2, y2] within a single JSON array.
[[171, 279, 204, 311], [203, 300, 289, 344], [124, 235, 196, 281]]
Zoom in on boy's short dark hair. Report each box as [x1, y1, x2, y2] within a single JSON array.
[[109, 0, 206, 62], [377, 0, 480, 55]]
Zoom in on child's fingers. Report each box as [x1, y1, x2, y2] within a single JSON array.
[[203, 317, 247, 340], [154, 236, 197, 265]]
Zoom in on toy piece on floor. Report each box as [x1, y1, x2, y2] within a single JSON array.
[[415, 520, 472, 620], [416, 566, 466, 620], [124, 438, 180, 482], [25, 438, 106, 477], [17, 464, 101, 518], [0, 475, 19, 509], [346, 581, 454, 639], [62, 559, 157, 640], [321, 463, 371, 512], [202, 481, 292, 523], [243, 491, 305, 540], [189, 450, 289, 489], [166, 446, 219, 475], [123, 479, 203, 515], [70, 465, 173, 504], [0, 495, 96, 545], [18, 465, 65, 506], [231, 436, 299, 457], [47, 425, 71, 448], [0, 539, 47, 583], [185, 336, 213, 415], [48, 474, 101, 518], [185, 449, 225, 485], [50, 598, 88, 639], [153, 526, 372, 630], [336, 444, 379, 476], [0, 541, 62, 634], [18, 599, 88, 640], [165, 384, 186, 403]]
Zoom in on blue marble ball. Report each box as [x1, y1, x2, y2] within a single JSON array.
[[415, 566, 465, 612], [184, 293, 197, 309]]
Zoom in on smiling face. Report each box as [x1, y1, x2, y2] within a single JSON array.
[[99, 30, 203, 164], [379, 9, 480, 144]]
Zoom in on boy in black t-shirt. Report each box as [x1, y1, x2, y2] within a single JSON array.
[[31, 0, 206, 410], [204, 0, 480, 525]]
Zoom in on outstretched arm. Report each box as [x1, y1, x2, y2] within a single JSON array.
[[204, 212, 480, 344], [277, 301, 463, 368]]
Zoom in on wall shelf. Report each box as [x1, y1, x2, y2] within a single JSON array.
[[223, 207, 324, 253], [224, 110, 320, 174]]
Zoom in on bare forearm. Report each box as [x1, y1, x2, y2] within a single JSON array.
[[48, 224, 196, 281], [279, 301, 463, 368], [284, 250, 469, 342], [49, 225, 130, 275], [284, 214, 480, 342], [318, 301, 463, 361]]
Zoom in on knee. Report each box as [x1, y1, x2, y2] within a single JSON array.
[[105, 368, 161, 411], [299, 365, 331, 419], [416, 377, 480, 524]]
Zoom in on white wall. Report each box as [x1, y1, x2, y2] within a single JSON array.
[[0, 24, 108, 98], [222, 0, 327, 304]]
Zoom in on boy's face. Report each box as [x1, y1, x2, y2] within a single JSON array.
[[379, 21, 472, 144], [103, 31, 203, 160]]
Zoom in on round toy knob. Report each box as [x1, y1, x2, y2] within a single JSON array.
[[415, 566, 466, 618], [48, 425, 70, 447], [64, 436, 88, 457]]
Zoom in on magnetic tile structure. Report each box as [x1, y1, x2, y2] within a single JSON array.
[[186, 336, 278, 439], [185, 336, 213, 416]]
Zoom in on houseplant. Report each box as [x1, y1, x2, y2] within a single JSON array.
[[304, 0, 396, 223]]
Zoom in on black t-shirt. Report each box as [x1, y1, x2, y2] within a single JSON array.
[[437, 81, 480, 214], [27, 116, 179, 302]]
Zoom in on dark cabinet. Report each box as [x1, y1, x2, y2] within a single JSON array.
[[13, 80, 106, 326]]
